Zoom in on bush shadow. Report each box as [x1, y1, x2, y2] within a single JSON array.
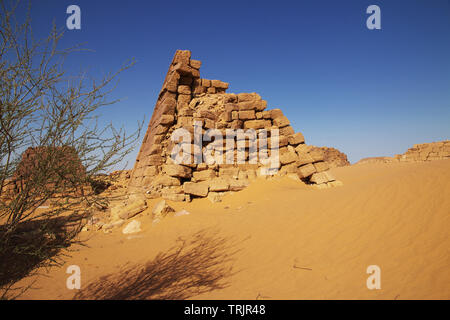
[[74, 229, 241, 300], [0, 213, 85, 298]]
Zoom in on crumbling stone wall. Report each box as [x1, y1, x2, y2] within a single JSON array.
[[310, 146, 350, 168], [128, 50, 339, 202], [356, 140, 450, 165], [395, 141, 450, 162]]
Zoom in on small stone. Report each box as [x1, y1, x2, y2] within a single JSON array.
[[122, 220, 142, 234], [152, 200, 175, 220], [174, 209, 190, 217]]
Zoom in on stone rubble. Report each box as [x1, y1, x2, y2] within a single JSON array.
[[309, 146, 350, 168]]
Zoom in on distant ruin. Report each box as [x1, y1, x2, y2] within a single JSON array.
[[128, 50, 340, 202], [2, 146, 86, 196], [356, 140, 450, 165]]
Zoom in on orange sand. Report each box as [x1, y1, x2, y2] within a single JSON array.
[[15, 160, 450, 299]]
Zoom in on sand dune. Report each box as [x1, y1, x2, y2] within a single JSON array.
[[16, 160, 450, 300]]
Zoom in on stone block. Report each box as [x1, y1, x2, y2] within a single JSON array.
[[183, 182, 209, 197], [288, 133, 305, 145], [162, 164, 192, 179], [190, 59, 202, 69], [297, 163, 316, 179], [193, 169, 216, 181], [313, 161, 329, 173], [209, 178, 230, 192], [239, 110, 256, 120]]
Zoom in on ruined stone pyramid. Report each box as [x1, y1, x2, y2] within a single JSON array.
[[128, 50, 339, 202]]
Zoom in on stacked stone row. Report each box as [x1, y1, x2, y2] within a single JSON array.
[[395, 140, 450, 162]]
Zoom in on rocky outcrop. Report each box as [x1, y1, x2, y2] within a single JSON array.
[[309, 146, 350, 168], [128, 50, 341, 202]]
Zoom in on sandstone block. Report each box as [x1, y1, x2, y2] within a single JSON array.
[[288, 133, 305, 145], [230, 120, 243, 129], [201, 79, 211, 87], [273, 116, 290, 128], [238, 101, 258, 111], [183, 182, 209, 197], [313, 161, 329, 173], [192, 86, 206, 95], [162, 164, 192, 179], [279, 125, 295, 136], [112, 199, 147, 220], [295, 144, 313, 154], [239, 110, 256, 120], [262, 111, 271, 119], [219, 167, 239, 179], [173, 63, 200, 78], [224, 103, 238, 112], [269, 109, 284, 119], [160, 114, 175, 125], [211, 80, 229, 89], [172, 50, 191, 65], [237, 93, 261, 102], [190, 59, 202, 69], [177, 116, 193, 127], [296, 153, 314, 166], [309, 149, 325, 162], [255, 100, 267, 111], [193, 169, 216, 181], [297, 163, 316, 179], [154, 124, 169, 135], [177, 93, 191, 104], [197, 110, 216, 120], [310, 171, 335, 184], [244, 120, 271, 130], [152, 175, 181, 187], [280, 150, 298, 165], [209, 178, 230, 192], [279, 163, 298, 174]]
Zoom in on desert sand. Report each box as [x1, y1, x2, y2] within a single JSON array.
[[15, 159, 450, 300]]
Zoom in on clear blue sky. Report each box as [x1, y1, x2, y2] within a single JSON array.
[[19, 0, 450, 165]]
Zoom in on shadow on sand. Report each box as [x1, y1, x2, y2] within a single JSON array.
[[0, 213, 85, 298], [74, 229, 241, 300]]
